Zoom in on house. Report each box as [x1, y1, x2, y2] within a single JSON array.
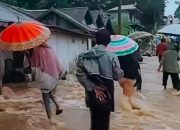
[[14, 7, 96, 72], [0, 2, 116, 73], [24, 7, 95, 72], [0, 2, 37, 77], [0, 3, 94, 76], [57, 7, 115, 33], [58, 7, 93, 26], [18, 6, 94, 28], [90, 10, 104, 29], [101, 14, 114, 34], [108, 4, 143, 31], [15, 6, 115, 33], [15, 8, 48, 19], [0, 2, 36, 23], [27, 7, 114, 71]]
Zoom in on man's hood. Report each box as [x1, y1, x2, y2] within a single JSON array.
[[82, 45, 107, 59]]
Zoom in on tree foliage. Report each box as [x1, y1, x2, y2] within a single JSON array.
[[67, 0, 117, 10], [112, 19, 133, 35], [137, 0, 166, 25], [0, 0, 71, 9], [175, 5, 180, 18]]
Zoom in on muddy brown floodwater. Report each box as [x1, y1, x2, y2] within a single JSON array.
[[0, 85, 67, 130], [57, 57, 180, 130], [1, 56, 180, 130]]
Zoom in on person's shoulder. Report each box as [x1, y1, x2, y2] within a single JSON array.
[[171, 50, 178, 54], [164, 50, 169, 53], [78, 48, 92, 57], [106, 51, 117, 59]]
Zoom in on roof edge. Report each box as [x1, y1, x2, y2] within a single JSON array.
[[37, 8, 96, 34]]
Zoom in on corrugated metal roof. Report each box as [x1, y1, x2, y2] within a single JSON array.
[[17, 8, 48, 18], [90, 10, 100, 23], [38, 8, 96, 34], [102, 16, 109, 25], [58, 7, 89, 23], [108, 4, 142, 13], [0, 2, 36, 22]]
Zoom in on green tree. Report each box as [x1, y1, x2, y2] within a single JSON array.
[[136, 0, 165, 24], [112, 19, 133, 35], [1, 0, 165, 32], [175, 5, 180, 18], [68, 0, 136, 10], [1, 0, 71, 9], [68, 0, 116, 10], [37, 0, 71, 9]]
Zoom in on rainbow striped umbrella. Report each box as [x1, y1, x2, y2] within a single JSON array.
[[107, 35, 139, 56]]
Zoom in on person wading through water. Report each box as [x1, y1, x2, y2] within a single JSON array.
[[156, 38, 167, 62], [76, 29, 125, 130], [158, 43, 180, 93], [31, 44, 63, 120]]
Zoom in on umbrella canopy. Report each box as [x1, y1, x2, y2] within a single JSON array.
[[128, 31, 153, 40], [107, 35, 139, 56], [154, 34, 167, 44], [158, 24, 180, 36], [0, 21, 51, 51]]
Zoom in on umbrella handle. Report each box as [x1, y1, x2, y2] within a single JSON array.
[[17, 16, 20, 23]]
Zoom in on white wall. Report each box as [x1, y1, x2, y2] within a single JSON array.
[[0, 32, 92, 75], [47, 31, 91, 72]]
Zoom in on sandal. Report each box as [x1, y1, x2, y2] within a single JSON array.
[[56, 109, 63, 115]]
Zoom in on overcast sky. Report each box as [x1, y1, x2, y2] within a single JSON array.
[[165, 0, 179, 16]]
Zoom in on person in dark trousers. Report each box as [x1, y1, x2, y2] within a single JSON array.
[[158, 43, 180, 94], [118, 48, 143, 92], [133, 48, 143, 91], [76, 29, 125, 130], [156, 38, 167, 62], [135, 64, 142, 91]]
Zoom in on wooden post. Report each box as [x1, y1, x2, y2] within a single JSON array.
[[118, 0, 122, 34]]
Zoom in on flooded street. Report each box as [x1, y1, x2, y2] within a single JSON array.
[[1, 56, 180, 130], [109, 57, 180, 130], [0, 0, 179, 130], [58, 56, 180, 130], [0, 87, 52, 130]]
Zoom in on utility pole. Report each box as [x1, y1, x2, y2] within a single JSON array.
[[118, 0, 122, 34]]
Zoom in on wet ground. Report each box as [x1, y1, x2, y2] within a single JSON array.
[[1, 56, 180, 130], [57, 56, 180, 130], [0, 86, 52, 130], [0, 85, 67, 130]]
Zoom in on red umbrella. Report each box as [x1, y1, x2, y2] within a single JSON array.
[[0, 21, 51, 95], [0, 21, 51, 51]]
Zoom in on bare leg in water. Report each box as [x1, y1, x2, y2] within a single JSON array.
[[42, 90, 63, 119], [49, 91, 63, 115], [42, 93, 52, 119]]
